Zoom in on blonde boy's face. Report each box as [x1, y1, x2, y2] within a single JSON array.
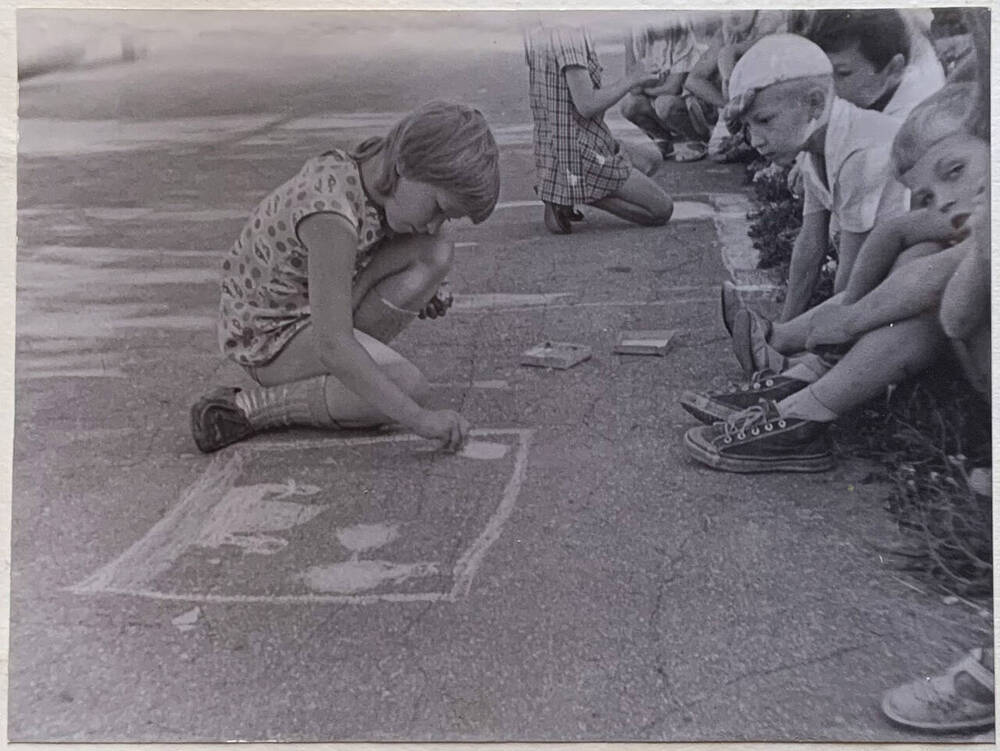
[[742, 83, 818, 166], [901, 135, 989, 227]]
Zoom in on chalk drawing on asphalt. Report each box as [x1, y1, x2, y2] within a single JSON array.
[[70, 428, 534, 605]]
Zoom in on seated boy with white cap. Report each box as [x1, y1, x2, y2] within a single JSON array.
[[723, 34, 909, 329]]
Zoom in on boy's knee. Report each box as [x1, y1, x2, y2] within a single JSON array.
[[652, 94, 683, 121]]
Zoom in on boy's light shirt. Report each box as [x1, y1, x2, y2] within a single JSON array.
[[883, 46, 946, 120], [631, 23, 697, 76], [799, 98, 909, 235]]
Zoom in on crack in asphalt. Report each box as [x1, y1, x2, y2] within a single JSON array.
[[649, 531, 694, 635], [721, 642, 872, 690]]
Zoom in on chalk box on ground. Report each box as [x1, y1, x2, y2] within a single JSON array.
[[520, 341, 592, 370], [614, 329, 677, 356]]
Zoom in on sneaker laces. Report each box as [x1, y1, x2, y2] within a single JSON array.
[[724, 369, 777, 393], [720, 401, 780, 441]]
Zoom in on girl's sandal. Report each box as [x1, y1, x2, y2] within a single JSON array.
[[543, 202, 572, 235], [881, 649, 995, 731], [191, 386, 256, 453]]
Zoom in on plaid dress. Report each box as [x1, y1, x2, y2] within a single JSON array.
[[525, 25, 631, 205]]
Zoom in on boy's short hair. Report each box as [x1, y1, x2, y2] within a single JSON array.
[[353, 101, 501, 224], [806, 10, 910, 70], [891, 82, 979, 176]]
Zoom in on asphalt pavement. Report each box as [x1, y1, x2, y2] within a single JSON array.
[[9, 16, 994, 744]]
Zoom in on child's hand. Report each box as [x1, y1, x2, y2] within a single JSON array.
[[418, 282, 454, 320], [908, 208, 972, 247], [415, 408, 470, 452], [805, 304, 856, 352], [628, 63, 662, 90]]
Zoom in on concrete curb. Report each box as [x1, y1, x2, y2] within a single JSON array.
[[706, 191, 784, 315]]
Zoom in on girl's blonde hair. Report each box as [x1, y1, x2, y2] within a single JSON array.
[[891, 83, 980, 177], [352, 101, 500, 224]]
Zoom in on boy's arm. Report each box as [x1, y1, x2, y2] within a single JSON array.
[[683, 35, 726, 108], [806, 240, 971, 350], [780, 209, 830, 321], [940, 236, 989, 339], [832, 229, 868, 294], [841, 209, 965, 303]]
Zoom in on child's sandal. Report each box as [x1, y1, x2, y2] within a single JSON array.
[[191, 386, 256, 453]]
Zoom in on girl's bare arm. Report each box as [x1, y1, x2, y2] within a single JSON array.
[[564, 64, 659, 120], [300, 213, 427, 430]]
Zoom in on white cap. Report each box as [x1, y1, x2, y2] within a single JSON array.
[[728, 34, 833, 103]]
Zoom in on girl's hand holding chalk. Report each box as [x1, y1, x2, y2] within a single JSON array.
[[418, 282, 454, 320], [415, 408, 470, 452]]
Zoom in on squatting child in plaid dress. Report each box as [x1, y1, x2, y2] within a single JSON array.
[[525, 23, 674, 235]]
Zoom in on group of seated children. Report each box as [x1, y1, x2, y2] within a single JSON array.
[[671, 19, 991, 734]]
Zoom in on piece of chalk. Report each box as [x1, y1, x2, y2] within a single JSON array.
[[614, 329, 676, 356], [520, 341, 592, 369], [458, 441, 510, 460]]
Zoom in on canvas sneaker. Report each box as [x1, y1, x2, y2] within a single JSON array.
[[720, 279, 740, 335], [731, 307, 787, 376], [683, 399, 835, 473], [882, 648, 995, 731], [679, 370, 808, 425], [191, 386, 256, 453]]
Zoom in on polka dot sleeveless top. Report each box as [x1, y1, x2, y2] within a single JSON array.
[[218, 149, 386, 367]]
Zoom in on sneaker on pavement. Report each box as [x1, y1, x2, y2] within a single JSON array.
[[732, 307, 787, 377], [882, 648, 995, 731], [679, 370, 808, 425], [191, 386, 256, 453], [683, 399, 835, 473]]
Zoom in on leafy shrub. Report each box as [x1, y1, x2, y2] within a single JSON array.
[[835, 364, 992, 597], [744, 157, 835, 305]]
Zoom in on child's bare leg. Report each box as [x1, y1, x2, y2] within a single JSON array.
[[780, 313, 945, 420], [232, 234, 451, 433], [620, 94, 673, 145], [767, 292, 846, 353], [352, 234, 453, 344], [806, 243, 968, 349], [245, 326, 430, 428], [652, 94, 700, 141], [589, 168, 673, 226]]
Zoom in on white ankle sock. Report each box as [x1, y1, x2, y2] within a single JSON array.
[[782, 353, 834, 384], [777, 385, 839, 423]]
